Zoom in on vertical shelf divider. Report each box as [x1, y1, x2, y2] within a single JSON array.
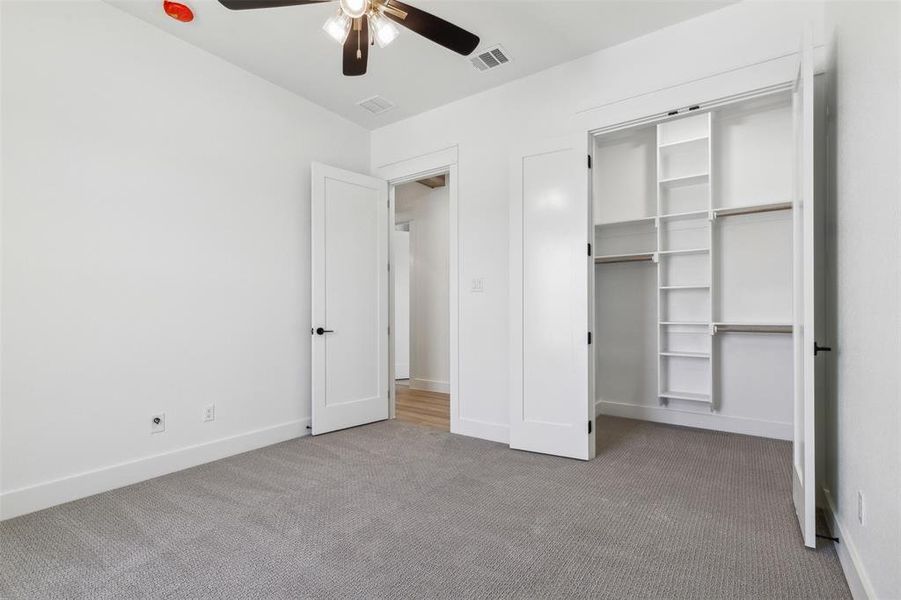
[[706, 112, 716, 412], [656, 112, 715, 409]]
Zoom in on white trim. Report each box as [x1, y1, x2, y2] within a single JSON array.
[[822, 489, 876, 600], [595, 400, 791, 440], [409, 378, 450, 394], [376, 146, 458, 181], [0, 419, 309, 521], [376, 146, 462, 439], [575, 46, 826, 136]]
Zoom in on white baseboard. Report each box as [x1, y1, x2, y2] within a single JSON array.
[[455, 417, 509, 444], [410, 378, 450, 394], [822, 488, 875, 600], [595, 400, 792, 440], [0, 418, 310, 521]]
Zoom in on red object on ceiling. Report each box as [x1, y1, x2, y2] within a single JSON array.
[[163, 1, 194, 22]]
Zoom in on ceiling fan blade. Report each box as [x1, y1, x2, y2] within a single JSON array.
[[218, 0, 330, 10], [343, 15, 369, 76], [381, 0, 479, 56]]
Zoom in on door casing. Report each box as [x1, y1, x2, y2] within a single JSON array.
[[376, 147, 460, 434]]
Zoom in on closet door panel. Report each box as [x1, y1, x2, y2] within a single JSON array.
[[791, 27, 818, 549], [510, 134, 593, 460]]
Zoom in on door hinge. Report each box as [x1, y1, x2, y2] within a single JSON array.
[[588, 332, 592, 345], [814, 342, 832, 356], [388, 325, 390, 335], [587, 154, 592, 169], [588, 420, 592, 434], [587, 242, 592, 256], [387, 262, 390, 272]]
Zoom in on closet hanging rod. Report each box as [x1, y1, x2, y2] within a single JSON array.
[[713, 323, 793, 334], [714, 201, 793, 219], [594, 252, 655, 264]]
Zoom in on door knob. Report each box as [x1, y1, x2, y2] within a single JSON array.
[[315, 327, 334, 335]]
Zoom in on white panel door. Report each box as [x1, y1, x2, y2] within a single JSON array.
[[311, 162, 389, 435], [510, 134, 594, 460], [791, 29, 819, 548]]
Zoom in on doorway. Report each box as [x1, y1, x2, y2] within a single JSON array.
[[392, 175, 451, 431]]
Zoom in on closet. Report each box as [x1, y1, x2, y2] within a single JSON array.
[[592, 93, 796, 438], [510, 35, 820, 546]]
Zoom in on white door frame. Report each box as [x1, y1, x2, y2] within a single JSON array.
[[376, 146, 460, 434]]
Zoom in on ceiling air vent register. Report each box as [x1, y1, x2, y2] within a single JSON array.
[[357, 95, 396, 115], [471, 45, 510, 71]]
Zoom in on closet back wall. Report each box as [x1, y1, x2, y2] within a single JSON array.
[[371, 1, 824, 443], [0, 0, 370, 518]]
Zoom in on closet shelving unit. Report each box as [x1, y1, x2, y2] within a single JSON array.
[[593, 96, 798, 417], [655, 112, 714, 408]]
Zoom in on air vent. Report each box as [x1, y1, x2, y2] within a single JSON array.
[[357, 95, 395, 116], [471, 45, 510, 72]]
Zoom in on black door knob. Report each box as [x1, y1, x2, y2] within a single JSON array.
[[315, 327, 334, 335]]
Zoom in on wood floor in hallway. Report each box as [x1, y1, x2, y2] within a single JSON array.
[[395, 380, 449, 431]]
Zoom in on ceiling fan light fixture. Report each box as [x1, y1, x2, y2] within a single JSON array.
[[369, 11, 399, 48], [338, 0, 369, 19], [322, 11, 352, 44]]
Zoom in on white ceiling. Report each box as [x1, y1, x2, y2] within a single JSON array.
[[110, 0, 732, 129]]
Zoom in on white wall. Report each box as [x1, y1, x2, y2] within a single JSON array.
[[0, 0, 369, 519], [395, 182, 449, 392], [823, 3, 901, 598], [392, 228, 410, 380], [371, 1, 825, 443]]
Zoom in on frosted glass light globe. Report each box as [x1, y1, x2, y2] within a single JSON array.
[[339, 0, 369, 19]]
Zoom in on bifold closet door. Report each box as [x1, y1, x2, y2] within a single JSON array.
[[509, 134, 595, 460], [791, 28, 820, 549], [311, 162, 390, 435]]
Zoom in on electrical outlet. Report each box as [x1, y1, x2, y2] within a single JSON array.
[[203, 404, 215, 423], [857, 491, 865, 525], [151, 413, 165, 434]]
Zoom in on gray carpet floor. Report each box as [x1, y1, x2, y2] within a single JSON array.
[[1, 417, 850, 599]]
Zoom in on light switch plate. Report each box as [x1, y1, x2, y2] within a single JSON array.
[[471, 278, 485, 293]]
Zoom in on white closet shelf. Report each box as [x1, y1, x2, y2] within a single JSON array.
[[659, 390, 712, 403], [595, 215, 656, 227], [658, 173, 709, 187], [657, 135, 709, 149], [713, 323, 793, 334], [660, 321, 708, 326], [594, 252, 655, 264], [660, 351, 710, 358], [659, 285, 710, 290], [713, 201, 793, 218], [658, 209, 709, 221], [658, 247, 709, 256]]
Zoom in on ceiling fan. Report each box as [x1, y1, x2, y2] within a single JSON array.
[[217, 0, 480, 76]]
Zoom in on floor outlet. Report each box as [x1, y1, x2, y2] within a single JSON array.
[[204, 404, 215, 422], [151, 413, 166, 434]]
